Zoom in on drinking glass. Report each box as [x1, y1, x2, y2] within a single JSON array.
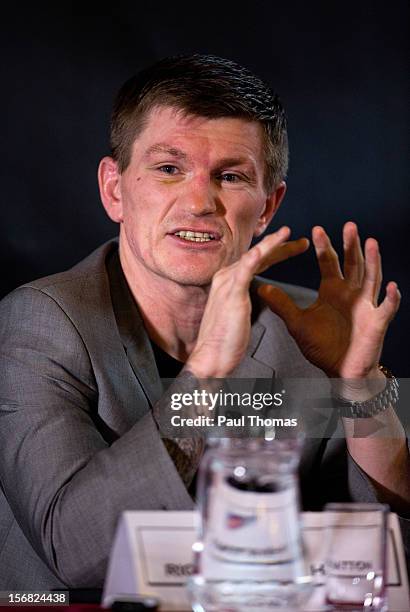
[[324, 503, 388, 611], [189, 438, 313, 611]]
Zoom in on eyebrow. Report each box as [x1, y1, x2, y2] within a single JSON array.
[[143, 143, 188, 160], [213, 157, 256, 172], [143, 145, 257, 177]]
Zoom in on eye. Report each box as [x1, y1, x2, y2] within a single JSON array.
[[220, 173, 242, 183], [158, 165, 179, 175]]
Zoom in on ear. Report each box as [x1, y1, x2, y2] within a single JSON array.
[[98, 156, 124, 223], [253, 181, 287, 237]]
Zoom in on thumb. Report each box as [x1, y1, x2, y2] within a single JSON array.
[[257, 284, 301, 331]]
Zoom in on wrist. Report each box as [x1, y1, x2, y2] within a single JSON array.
[[331, 365, 386, 402], [332, 365, 399, 420]]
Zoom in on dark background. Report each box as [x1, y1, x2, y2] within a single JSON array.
[[1, 2, 408, 374]]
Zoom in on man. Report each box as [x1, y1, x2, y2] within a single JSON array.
[[0, 54, 408, 589]]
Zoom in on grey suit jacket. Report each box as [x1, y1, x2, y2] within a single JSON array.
[[0, 239, 406, 588]]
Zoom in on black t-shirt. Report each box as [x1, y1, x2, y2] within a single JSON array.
[[150, 340, 184, 379], [150, 340, 200, 498]]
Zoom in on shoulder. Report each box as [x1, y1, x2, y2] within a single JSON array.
[[0, 241, 120, 388], [18, 238, 118, 297], [0, 239, 118, 315], [0, 239, 120, 363]]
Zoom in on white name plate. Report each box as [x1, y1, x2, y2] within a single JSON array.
[[102, 511, 409, 611], [103, 511, 196, 611]]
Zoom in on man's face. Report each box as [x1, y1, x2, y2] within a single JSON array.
[[111, 106, 282, 286]]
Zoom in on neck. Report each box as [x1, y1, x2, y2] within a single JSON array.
[[119, 239, 209, 362]]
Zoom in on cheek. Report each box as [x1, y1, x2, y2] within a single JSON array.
[[231, 204, 266, 251], [124, 221, 156, 265], [121, 197, 151, 248], [232, 198, 265, 233]]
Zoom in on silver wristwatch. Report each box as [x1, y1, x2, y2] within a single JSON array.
[[334, 365, 399, 419]]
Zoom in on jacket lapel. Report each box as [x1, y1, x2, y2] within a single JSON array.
[[108, 251, 163, 409], [231, 320, 274, 379]]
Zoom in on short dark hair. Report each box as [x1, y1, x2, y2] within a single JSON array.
[[110, 54, 288, 192]]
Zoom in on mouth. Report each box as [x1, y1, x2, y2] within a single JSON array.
[[170, 229, 220, 243]]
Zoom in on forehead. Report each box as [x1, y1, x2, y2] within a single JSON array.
[[131, 105, 265, 164]]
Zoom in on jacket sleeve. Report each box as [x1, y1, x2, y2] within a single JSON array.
[[347, 447, 410, 567], [316, 435, 410, 566], [0, 287, 193, 587]]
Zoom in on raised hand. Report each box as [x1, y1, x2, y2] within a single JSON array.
[[187, 226, 309, 378], [258, 222, 401, 381]]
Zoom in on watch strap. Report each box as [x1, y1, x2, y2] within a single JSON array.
[[334, 365, 399, 419]]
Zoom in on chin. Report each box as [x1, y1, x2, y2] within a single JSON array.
[[170, 273, 214, 287], [160, 266, 216, 287]]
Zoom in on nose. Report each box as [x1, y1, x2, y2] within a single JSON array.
[[180, 176, 217, 216]]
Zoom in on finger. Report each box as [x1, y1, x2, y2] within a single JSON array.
[[343, 221, 365, 287], [234, 243, 265, 286], [378, 281, 401, 323], [312, 226, 343, 280], [257, 284, 301, 333], [238, 226, 308, 277], [211, 230, 289, 289], [251, 226, 309, 273], [362, 238, 382, 303], [254, 237, 310, 275], [248, 225, 292, 274], [229, 227, 308, 290]]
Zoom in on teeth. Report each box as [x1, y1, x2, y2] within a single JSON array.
[[174, 230, 215, 242]]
